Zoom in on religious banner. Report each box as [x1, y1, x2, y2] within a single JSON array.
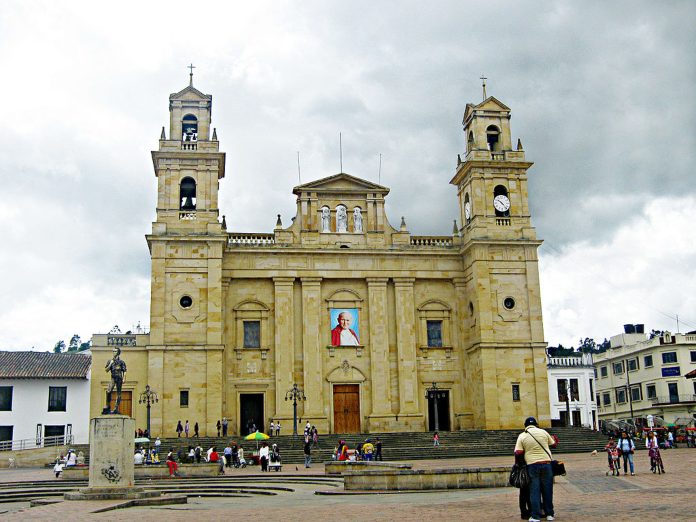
[[330, 308, 360, 346]]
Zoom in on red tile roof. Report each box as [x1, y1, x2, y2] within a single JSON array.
[[0, 351, 91, 379]]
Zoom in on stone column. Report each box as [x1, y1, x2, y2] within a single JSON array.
[[274, 278, 295, 417], [367, 278, 391, 415], [394, 278, 419, 415], [301, 277, 324, 419]]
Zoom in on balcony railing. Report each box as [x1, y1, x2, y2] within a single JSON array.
[[651, 394, 696, 405], [107, 335, 137, 347], [410, 236, 453, 247], [0, 434, 73, 452], [495, 218, 511, 226], [228, 233, 276, 246]]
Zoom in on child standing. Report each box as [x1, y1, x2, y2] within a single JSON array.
[[433, 431, 440, 447]]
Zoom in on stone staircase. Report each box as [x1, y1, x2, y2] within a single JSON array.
[[117, 427, 608, 465]]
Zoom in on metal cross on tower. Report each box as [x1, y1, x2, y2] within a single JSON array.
[[480, 74, 488, 100], [188, 63, 196, 85]]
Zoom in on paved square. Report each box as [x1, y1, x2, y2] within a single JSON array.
[[1, 448, 694, 520]]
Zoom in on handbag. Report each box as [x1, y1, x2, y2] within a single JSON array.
[[509, 463, 530, 488], [526, 429, 567, 477]]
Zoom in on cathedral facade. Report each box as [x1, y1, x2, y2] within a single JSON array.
[[89, 80, 550, 436]]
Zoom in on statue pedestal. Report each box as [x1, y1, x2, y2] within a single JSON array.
[[65, 415, 170, 501]]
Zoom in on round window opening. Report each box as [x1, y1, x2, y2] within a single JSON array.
[[503, 297, 516, 310], [179, 295, 193, 309]]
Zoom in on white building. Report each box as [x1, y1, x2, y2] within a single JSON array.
[[547, 352, 597, 429], [594, 329, 696, 427], [0, 351, 92, 449]]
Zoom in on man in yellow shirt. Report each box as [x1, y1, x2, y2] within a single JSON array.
[[514, 417, 558, 522]]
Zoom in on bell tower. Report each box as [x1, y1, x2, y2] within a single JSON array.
[[145, 74, 227, 437], [451, 92, 550, 429], [150, 77, 225, 234]]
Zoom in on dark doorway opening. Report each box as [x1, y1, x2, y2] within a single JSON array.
[[0, 426, 12, 451], [240, 393, 264, 435], [44, 425, 65, 444], [572, 410, 582, 427], [427, 389, 450, 431]]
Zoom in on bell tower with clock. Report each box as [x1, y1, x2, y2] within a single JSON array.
[[450, 93, 550, 429]]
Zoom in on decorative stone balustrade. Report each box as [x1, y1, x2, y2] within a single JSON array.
[[495, 218, 511, 226], [107, 335, 137, 347], [227, 233, 276, 246], [409, 236, 453, 247], [179, 211, 197, 221]]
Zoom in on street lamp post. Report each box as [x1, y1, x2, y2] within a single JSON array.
[[138, 384, 158, 437], [566, 379, 572, 427], [285, 383, 306, 438], [426, 382, 442, 432]]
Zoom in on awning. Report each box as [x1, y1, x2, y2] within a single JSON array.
[[685, 368, 696, 379]]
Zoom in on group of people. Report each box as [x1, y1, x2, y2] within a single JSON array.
[[268, 420, 282, 436], [216, 418, 229, 437], [332, 437, 383, 462], [53, 449, 83, 477], [604, 430, 667, 475], [175, 420, 200, 438], [259, 442, 282, 471]]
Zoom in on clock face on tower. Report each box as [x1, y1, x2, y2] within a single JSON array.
[[464, 201, 471, 221], [493, 194, 510, 213]]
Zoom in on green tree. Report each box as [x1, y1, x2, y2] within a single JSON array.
[[68, 334, 81, 352], [53, 340, 66, 353], [578, 337, 597, 354], [79, 340, 92, 352]]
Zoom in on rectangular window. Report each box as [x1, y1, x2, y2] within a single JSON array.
[[179, 390, 189, 408], [630, 385, 642, 402], [595, 393, 601, 406], [511, 384, 520, 402], [662, 352, 677, 364], [644, 354, 653, 368], [615, 387, 627, 404], [690, 351, 696, 363], [613, 362, 624, 375], [693, 381, 696, 395], [0, 387, 12, 411], [600, 366, 608, 378], [627, 358, 639, 371], [47, 387, 67, 412], [646, 384, 657, 399], [570, 378, 579, 401], [243, 321, 261, 348], [593, 367, 598, 378], [0, 426, 13, 450], [602, 392, 611, 405], [589, 379, 594, 397], [426, 320, 443, 347], [557, 379, 567, 402]]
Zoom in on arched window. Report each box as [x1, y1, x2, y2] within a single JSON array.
[[182, 114, 198, 142], [467, 131, 474, 152], [180, 177, 197, 210], [486, 125, 500, 151], [493, 185, 510, 217], [464, 193, 472, 224]]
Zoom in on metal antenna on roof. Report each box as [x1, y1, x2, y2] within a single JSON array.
[[339, 132, 343, 173], [297, 151, 302, 183], [378, 153, 382, 184]]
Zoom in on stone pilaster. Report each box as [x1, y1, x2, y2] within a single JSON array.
[[367, 278, 391, 415], [273, 278, 295, 417], [301, 277, 324, 418], [394, 278, 419, 415]]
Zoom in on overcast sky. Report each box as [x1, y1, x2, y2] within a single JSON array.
[[0, 1, 694, 351]]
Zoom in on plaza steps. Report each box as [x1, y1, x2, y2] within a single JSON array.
[[139, 427, 608, 465]]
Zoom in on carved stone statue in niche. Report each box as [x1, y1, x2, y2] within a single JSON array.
[[353, 207, 363, 233], [336, 205, 348, 233], [321, 207, 330, 232]]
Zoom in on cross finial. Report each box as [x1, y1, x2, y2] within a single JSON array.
[[480, 74, 487, 101], [188, 63, 196, 86]]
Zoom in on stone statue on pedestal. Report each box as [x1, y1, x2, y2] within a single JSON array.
[[353, 207, 363, 233], [321, 207, 330, 232], [336, 205, 348, 233], [105, 347, 127, 414]]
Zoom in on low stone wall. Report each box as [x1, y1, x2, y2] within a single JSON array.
[[63, 463, 220, 479], [343, 466, 511, 491], [0, 446, 70, 468], [325, 461, 412, 476]]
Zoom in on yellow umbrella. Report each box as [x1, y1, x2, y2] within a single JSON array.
[[244, 430, 270, 448]]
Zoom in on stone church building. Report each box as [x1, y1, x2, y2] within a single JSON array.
[[89, 79, 550, 436]]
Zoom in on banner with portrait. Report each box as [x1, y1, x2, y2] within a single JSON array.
[[330, 308, 360, 346]]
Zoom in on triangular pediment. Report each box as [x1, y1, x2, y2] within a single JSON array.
[[293, 173, 389, 195], [169, 84, 212, 101], [475, 96, 510, 112]]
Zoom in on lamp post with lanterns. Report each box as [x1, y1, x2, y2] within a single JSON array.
[[138, 384, 158, 437], [285, 383, 306, 438]]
